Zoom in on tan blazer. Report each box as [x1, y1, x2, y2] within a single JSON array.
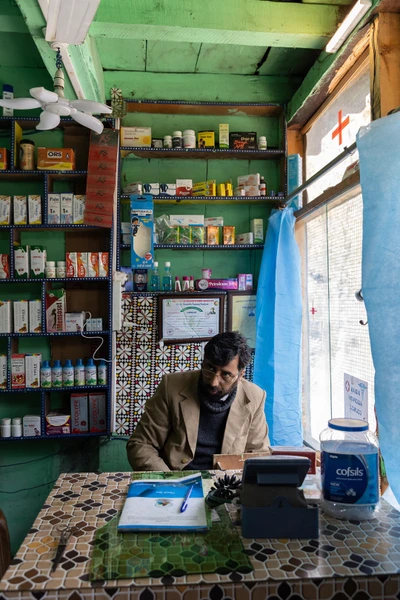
[[126, 370, 270, 471]]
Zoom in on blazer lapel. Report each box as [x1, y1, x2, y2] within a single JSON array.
[[221, 381, 251, 454], [178, 372, 201, 456]]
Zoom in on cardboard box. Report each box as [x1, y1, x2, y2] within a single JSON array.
[[170, 215, 205, 226], [77, 252, 88, 278], [176, 179, 193, 197], [177, 226, 191, 245], [130, 196, 154, 269], [47, 193, 60, 224], [191, 226, 205, 245], [89, 392, 107, 432], [60, 193, 73, 224], [244, 185, 261, 197], [0, 148, 8, 170], [133, 269, 147, 292], [235, 232, 254, 244], [13, 195, 27, 225], [25, 353, 41, 388], [28, 195, 42, 225], [13, 300, 29, 333], [0, 254, 10, 279], [46, 412, 71, 435], [271, 446, 317, 475], [65, 312, 85, 332], [251, 218, 264, 243], [37, 147, 76, 170], [121, 126, 152, 147], [237, 274, 253, 291], [73, 195, 86, 224], [205, 216, 224, 227], [30, 245, 46, 278], [0, 354, 6, 389], [98, 252, 109, 277], [0, 300, 11, 333], [0, 196, 11, 225], [66, 252, 78, 278], [71, 394, 89, 433], [86, 318, 103, 332], [120, 222, 130, 234], [46, 289, 66, 332], [14, 245, 29, 278], [219, 124, 229, 149], [195, 278, 238, 291], [230, 132, 257, 149], [23, 415, 41, 437], [207, 225, 220, 245], [223, 226, 235, 245], [143, 183, 160, 195], [237, 173, 260, 187], [29, 300, 42, 333], [159, 183, 176, 196], [84, 211, 113, 228], [11, 354, 25, 388], [84, 197, 113, 217], [87, 252, 99, 277], [197, 131, 215, 148]]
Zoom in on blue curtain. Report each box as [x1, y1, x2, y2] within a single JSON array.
[[253, 207, 303, 446], [357, 112, 400, 502]]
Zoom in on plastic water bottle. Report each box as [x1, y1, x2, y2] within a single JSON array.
[[163, 261, 172, 291], [97, 359, 107, 385], [62, 359, 74, 387], [85, 358, 97, 386], [74, 358, 85, 386], [320, 418, 379, 520], [51, 360, 62, 388], [40, 360, 52, 388], [150, 261, 160, 292]]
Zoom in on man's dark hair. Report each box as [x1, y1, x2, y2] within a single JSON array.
[[204, 331, 251, 371]]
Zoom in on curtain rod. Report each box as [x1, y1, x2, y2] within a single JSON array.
[[284, 141, 357, 206]]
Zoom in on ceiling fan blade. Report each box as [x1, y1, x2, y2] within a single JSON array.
[[71, 110, 104, 134], [0, 98, 41, 109], [30, 87, 59, 104], [36, 110, 61, 131], [44, 103, 71, 116], [70, 99, 112, 115]]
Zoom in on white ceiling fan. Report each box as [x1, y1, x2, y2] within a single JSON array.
[[0, 48, 112, 134]]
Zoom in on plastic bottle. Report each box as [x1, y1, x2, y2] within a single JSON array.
[[172, 131, 183, 148], [259, 176, 266, 196], [74, 359, 85, 386], [56, 261, 66, 278], [11, 417, 22, 438], [163, 135, 172, 149], [163, 262, 172, 291], [150, 261, 160, 292], [40, 360, 52, 388], [97, 359, 107, 385], [189, 276, 194, 291], [258, 136, 267, 150], [174, 276, 181, 292], [182, 276, 190, 291], [1, 417, 11, 438], [320, 418, 380, 521], [46, 261, 56, 278], [62, 359, 74, 387], [51, 360, 62, 388], [85, 358, 97, 386]]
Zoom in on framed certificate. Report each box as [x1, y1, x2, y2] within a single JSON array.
[[227, 292, 257, 348], [158, 294, 225, 343]]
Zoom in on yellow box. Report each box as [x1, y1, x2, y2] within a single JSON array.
[[37, 148, 76, 171], [121, 127, 152, 147], [217, 184, 226, 197], [192, 180, 217, 197], [0, 148, 8, 170], [198, 131, 215, 148], [207, 225, 220, 245], [223, 226, 235, 245]]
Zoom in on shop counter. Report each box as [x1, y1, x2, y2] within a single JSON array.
[[1, 472, 400, 600]]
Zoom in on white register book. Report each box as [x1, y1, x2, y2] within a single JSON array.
[[118, 473, 208, 532]]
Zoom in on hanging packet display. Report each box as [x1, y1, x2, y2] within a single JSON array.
[[130, 194, 154, 269]]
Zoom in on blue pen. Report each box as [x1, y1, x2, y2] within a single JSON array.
[[180, 484, 194, 513]]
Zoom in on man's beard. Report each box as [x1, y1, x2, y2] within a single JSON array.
[[199, 374, 238, 402]]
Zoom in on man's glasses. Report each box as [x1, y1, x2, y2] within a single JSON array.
[[201, 364, 239, 384]]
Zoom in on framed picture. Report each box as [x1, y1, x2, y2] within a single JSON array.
[[227, 292, 257, 348], [158, 294, 225, 343]]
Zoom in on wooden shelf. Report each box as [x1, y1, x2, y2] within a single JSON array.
[[123, 99, 283, 118]]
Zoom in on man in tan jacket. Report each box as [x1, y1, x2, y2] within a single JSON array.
[[127, 331, 269, 471]]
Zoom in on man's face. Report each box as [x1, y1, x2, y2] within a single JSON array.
[[200, 355, 244, 400]]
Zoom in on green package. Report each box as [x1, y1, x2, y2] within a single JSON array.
[[178, 226, 191, 244], [191, 226, 205, 244], [163, 226, 179, 244]]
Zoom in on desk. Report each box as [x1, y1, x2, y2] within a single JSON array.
[[1, 472, 400, 600]]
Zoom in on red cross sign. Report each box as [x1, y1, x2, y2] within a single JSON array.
[[332, 110, 350, 146]]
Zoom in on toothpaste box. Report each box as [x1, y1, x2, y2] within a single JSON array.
[[14, 245, 29, 278], [29, 299, 42, 333], [159, 183, 176, 196], [25, 353, 41, 388], [23, 415, 41, 436], [170, 215, 205, 226], [46, 412, 71, 435], [48, 193, 60, 224], [176, 179, 193, 197], [46, 288, 66, 332], [0, 254, 10, 279], [0, 354, 6, 389], [89, 392, 107, 432], [195, 278, 238, 291], [0, 196, 11, 225], [60, 193, 73, 224], [73, 194, 86, 224], [77, 252, 88, 278], [238, 274, 253, 291], [11, 354, 25, 388], [143, 183, 160, 196], [205, 217, 224, 227], [65, 312, 85, 332], [87, 252, 99, 277], [13, 300, 29, 333], [13, 196, 27, 225], [66, 252, 78, 277], [0, 300, 11, 333], [71, 394, 89, 433], [28, 195, 42, 225], [30, 245, 47, 278], [130, 195, 154, 269], [235, 232, 254, 245], [98, 252, 109, 277], [251, 218, 264, 243]]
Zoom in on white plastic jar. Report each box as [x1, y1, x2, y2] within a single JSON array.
[[12, 417, 22, 437], [258, 136, 267, 150], [163, 135, 172, 148], [1, 417, 11, 438], [183, 129, 196, 148], [56, 261, 66, 278], [172, 131, 183, 148], [320, 418, 380, 520], [45, 261, 56, 278]]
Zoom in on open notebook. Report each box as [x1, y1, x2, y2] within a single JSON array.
[[118, 473, 208, 532]]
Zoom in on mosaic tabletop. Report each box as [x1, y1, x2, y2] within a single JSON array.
[[1, 472, 400, 600]]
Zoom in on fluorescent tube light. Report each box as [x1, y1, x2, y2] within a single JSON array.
[[325, 0, 372, 53], [45, 0, 101, 45]]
